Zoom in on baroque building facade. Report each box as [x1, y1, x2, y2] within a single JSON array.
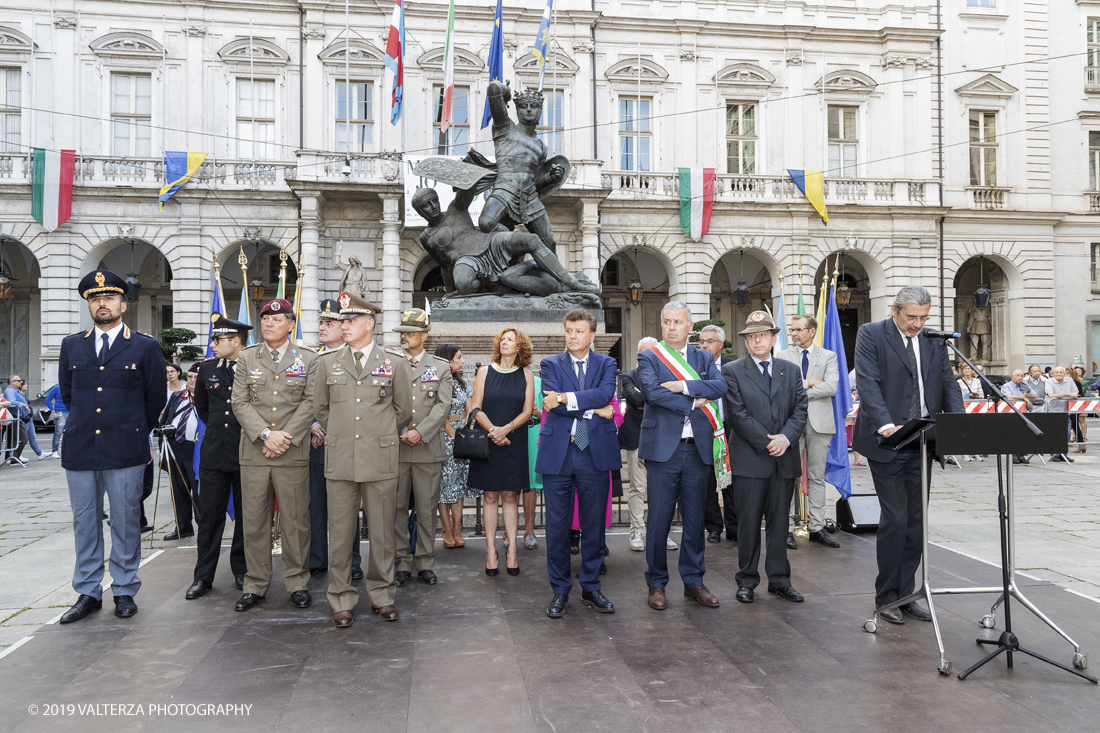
[[0, 0, 1098, 392]]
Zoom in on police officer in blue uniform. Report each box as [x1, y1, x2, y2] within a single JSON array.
[[186, 313, 251, 599], [57, 270, 167, 623]]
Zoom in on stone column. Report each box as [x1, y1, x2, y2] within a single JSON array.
[[579, 198, 600, 283], [380, 193, 402, 345], [39, 231, 79, 387], [299, 192, 321, 345], [172, 220, 208, 361], [674, 244, 712, 321]]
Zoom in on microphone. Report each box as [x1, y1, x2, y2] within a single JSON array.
[[921, 329, 961, 340]]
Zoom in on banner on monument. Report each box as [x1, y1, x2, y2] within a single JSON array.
[[403, 155, 486, 227]]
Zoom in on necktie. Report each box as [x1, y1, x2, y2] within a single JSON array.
[[905, 336, 921, 419], [761, 360, 772, 389], [353, 351, 364, 378], [99, 333, 109, 361], [229, 361, 236, 376], [575, 360, 589, 450], [801, 349, 809, 380], [270, 348, 280, 366]]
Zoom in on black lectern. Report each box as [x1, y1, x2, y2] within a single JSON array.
[[936, 413, 1096, 683]]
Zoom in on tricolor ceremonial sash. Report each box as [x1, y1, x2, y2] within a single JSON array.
[[650, 342, 732, 489]]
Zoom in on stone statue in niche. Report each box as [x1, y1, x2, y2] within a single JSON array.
[[338, 257, 369, 300], [966, 304, 992, 363]]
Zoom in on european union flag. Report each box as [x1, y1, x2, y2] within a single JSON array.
[[822, 282, 853, 499], [482, 0, 504, 128]]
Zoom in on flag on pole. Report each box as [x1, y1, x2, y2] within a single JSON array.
[[439, 0, 456, 133], [482, 0, 505, 128], [813, 271, 827, 348], [786, 169, 828, 224], [276, 262, 286, 300], [291, 271, 304, 346], [159, 152, 208, 210], [384, 0, 405, 125], [774, 282, 788, 354], [532, 0, 554, 91], [205, 266, 227, 359], [796, 281, 806, 316], [236, 289, 254, 346], [822, 279, 853, 499], [31, 148, 76, 232], [677, 168, 715, 242]]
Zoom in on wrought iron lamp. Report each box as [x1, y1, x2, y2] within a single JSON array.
[[974, 256, 991, 309]]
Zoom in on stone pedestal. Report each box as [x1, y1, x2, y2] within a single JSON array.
[[425, 310, 622, 373]]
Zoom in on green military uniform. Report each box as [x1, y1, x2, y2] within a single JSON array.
[[393, 309, 454, 576], [314, 293, 413, 614], [231, 305, 319, 599]]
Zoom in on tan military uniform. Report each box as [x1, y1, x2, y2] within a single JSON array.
[[315, 342, 413, 611], [231, 340, 319, 597], [395, 352, 454, 574]]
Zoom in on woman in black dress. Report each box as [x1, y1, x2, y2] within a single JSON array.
[[468, 328, 535, 576]]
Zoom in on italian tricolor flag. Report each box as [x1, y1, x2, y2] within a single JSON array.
[[678, 167, 715, 242], [439, 0, 456, 133], [32, 148, 76, 232]]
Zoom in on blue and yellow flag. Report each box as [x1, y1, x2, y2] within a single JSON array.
[[482, 0, 504, 128], [532, 0, 554, 91], [159, 152, 207, 210], [787, 169, 827, 224]]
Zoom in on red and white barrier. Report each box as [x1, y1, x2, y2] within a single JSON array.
[[1068, 400, 1100, 413], [964, 400, 1027, 413]]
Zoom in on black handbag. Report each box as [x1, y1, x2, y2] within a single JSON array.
[[453, 408, 491, 461]]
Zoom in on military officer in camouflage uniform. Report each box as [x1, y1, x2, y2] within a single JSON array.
[[230, 298, 319, 612], [393, 308, 453, 587], [314, 292, 413, 627]]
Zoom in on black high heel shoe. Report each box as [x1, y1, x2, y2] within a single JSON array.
[[506, 565, 519, 576], [486, 549, 499, 577]]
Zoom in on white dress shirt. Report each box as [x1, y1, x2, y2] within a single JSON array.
[[678, 347, 694, 439], [94, 321, 124, 358], [564, 352, 595, 436], [879, 326, 928, 435]]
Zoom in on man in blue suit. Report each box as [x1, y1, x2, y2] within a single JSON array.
[[57, 270, 166, 623], [638, 301, 728, 611], [538, 309, 621, 618], [853, 285, 964, 625]]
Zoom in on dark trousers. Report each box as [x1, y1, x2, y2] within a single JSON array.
[[734, 472, 794, 590], [543, 442, 609, 595], [645, 441, 709, 588], [309, 455, 361, 572], [868, 452, 929, 606], [163, 439, 197, 533], [193, 467, 247, 583], [139, 459, 153, 527], [704, 470, 738, 538]]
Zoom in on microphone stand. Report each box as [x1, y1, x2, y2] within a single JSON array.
[[939, 333, 1095, 683]]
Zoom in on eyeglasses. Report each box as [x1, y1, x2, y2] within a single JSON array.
[[789, 327, 810, 333], [10, 379, 23, 384], [698, 338, 721, 346]]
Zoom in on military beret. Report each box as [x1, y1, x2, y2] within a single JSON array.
[[259, 299, 295, 318], [78, 270, 128, 300]]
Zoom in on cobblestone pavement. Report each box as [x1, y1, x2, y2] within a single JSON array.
[[2, 450, 1099, 648]]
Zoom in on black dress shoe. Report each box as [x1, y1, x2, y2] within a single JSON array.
[[59, 594, 102, 624], [599, 562, 607, 576], [707, 531, 722, 543], [569, 540, 580, 556], [351, 566, 364, 580], [235, 593, 264, 612], [234, 575, 244, 591], [394, 570, 411, 587], [767, 585, 804, 602], [113, 595, 138, 618], [786, 533, 798, 550], [419, 570, 438, 585], [809, 530, 840, 548], [309, 567, 327, 577], [900, 602, 933, 622], [290, 590, 312, 608], [139, 525, 154, 534], [581, 590, 614, 613], [735, 587, 754, 604], [878, 606, 904, 625], [546, 593, 569, 618], [163, 529, 195, 541], [185, 581, 212, 600]]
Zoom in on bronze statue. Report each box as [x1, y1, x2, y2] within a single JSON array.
[[966, 304, 992, 362]]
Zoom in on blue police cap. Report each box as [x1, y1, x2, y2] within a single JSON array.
[[78, 270, 128, 300]]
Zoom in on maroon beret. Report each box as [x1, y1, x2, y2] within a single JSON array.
[[259, 299, 295, 318]]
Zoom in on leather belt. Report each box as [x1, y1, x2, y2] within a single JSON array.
[[680, 437, 695, 444]]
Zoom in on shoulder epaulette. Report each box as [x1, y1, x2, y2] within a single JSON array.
[[242, 343, 260, 351], [203, 356, 217, 362], [297, 344, 317, 354], [383, 346, 403, 355], [82, 328, 93, 338]]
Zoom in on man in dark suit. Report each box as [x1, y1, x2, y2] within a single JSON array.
[[187, 313, 251, 599], [619, 337, 658, 552], [638, 302, 728, 611], [698, 324, 738, 543], [57, 270, 166, 623], [853, 285, 964, 625], [723, 311, 808, 604], [538, 309, 621, 618]]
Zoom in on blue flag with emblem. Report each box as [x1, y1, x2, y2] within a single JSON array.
[[822, 280, 853, 499], [206, 264, 227, 359], [482, 0, 504, 128], [532, 0, 554, 91]]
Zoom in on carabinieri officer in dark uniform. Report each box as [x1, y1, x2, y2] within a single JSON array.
[[186, 313, 252, 600], [58, 270, 166, 623]]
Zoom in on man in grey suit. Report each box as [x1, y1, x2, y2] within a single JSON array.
[[723, 311, 808, 604], [778, 314, 841, 549], [699, 324, 738, 543]]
